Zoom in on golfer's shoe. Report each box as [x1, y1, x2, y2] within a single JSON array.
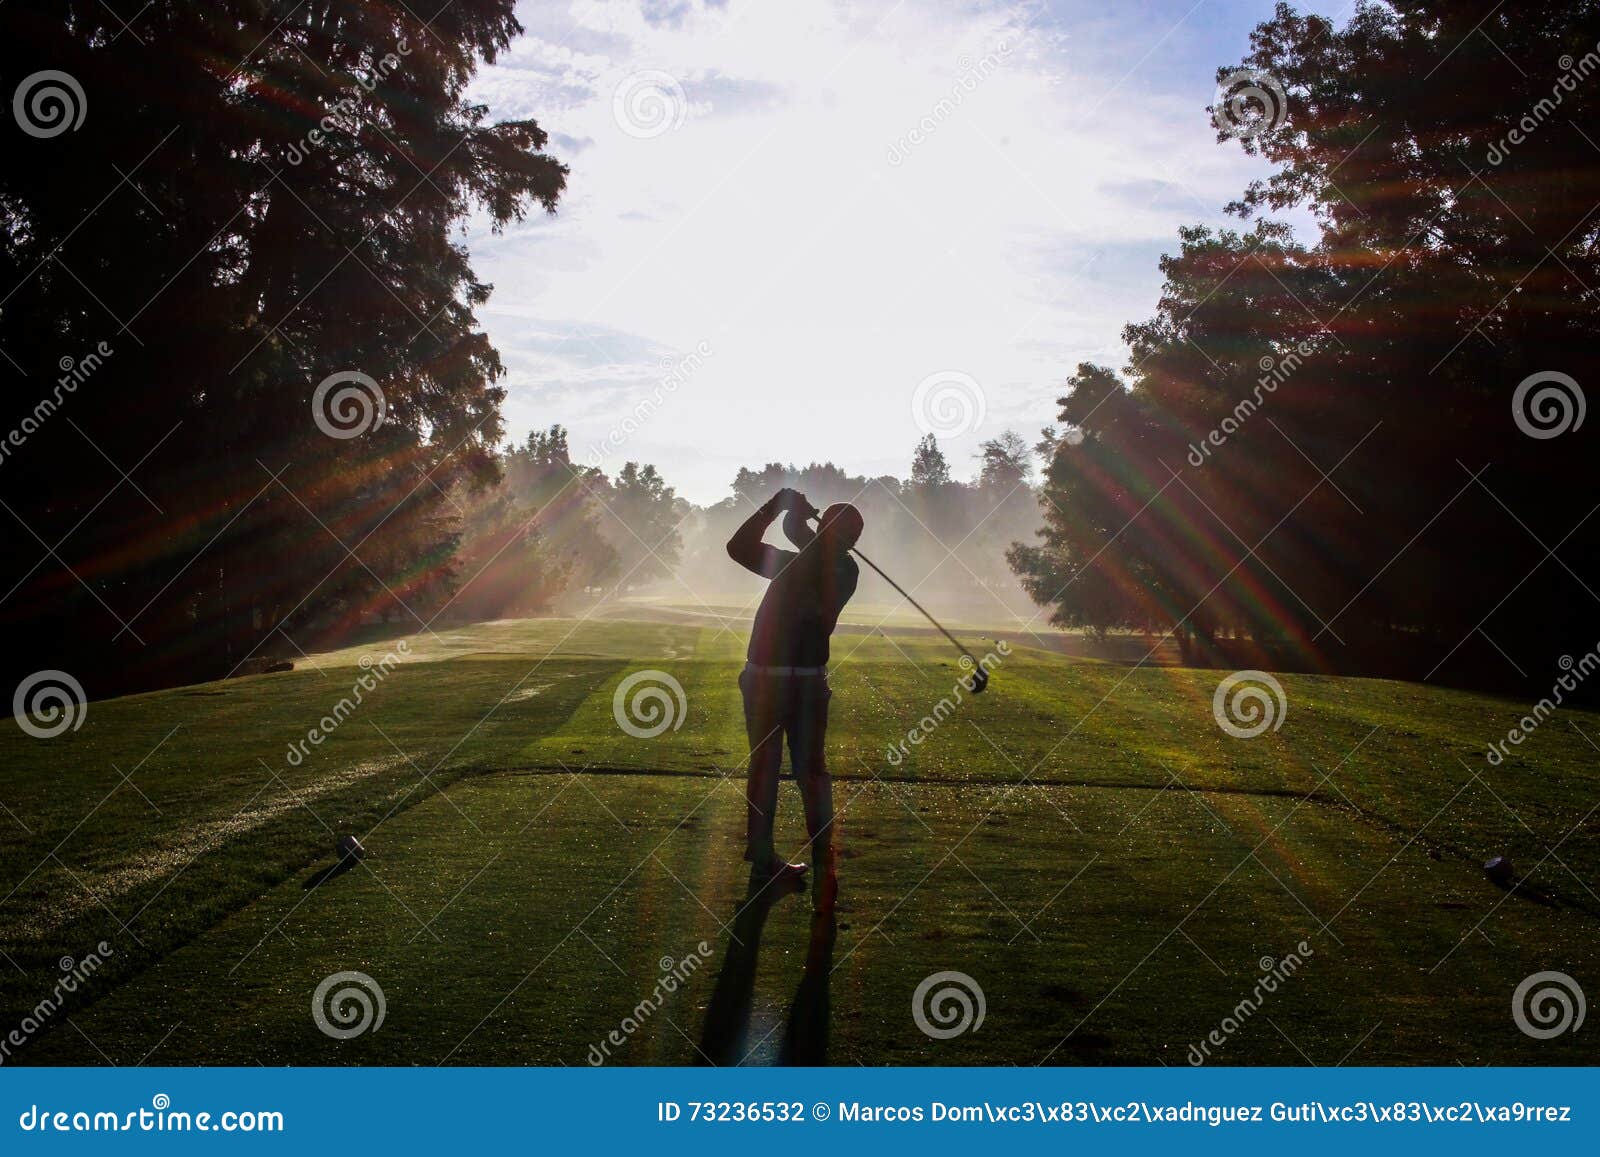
[[749, 859, 808, 888]]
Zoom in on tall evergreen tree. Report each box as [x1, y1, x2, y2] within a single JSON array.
[[0, 1, 566, 693], [1013, 0, 1600, 688]]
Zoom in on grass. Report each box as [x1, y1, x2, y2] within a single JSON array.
[[2, 614, 1597, 1065]]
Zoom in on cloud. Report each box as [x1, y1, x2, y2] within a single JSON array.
[[465, 0, 1314, 503]]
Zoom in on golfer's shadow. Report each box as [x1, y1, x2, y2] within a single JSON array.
[[698, 879, 836, 1066]]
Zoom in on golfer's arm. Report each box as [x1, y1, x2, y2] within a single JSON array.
[[727, 501, 783, 576], [782, 508, 816, 548]]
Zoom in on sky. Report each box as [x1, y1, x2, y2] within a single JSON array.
[[464, 0, 1336, 505]]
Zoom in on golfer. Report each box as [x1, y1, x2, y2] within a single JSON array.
[[726, 487, 862, 908]]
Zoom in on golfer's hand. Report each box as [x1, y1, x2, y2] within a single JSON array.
[[773, 488, 818, 518]]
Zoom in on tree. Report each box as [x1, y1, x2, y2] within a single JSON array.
[[502, 426, 617, 593], [675, 454, 1040, 621], [1013, 0, 1600, 688], [976, 431, 1032, 494], [596, 462, 685, 589], [0, 1, 566, 695], [909, 434, 952, 490], [447, 485, 572, 620]]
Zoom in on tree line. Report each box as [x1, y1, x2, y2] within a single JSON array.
[[674, 432, 1041, 620], [440, 429, 1040, 629], [1009, 1, 1600, 692], [1, 2, 565, 697], [7, 2, 1594, 701]]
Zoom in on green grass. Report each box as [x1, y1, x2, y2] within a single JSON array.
[[2, 615, 1597, 1065]]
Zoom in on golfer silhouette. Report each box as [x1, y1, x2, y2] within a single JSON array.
[[726, 487, 862, 910]]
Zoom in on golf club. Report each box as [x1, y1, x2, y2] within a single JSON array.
[[809, 511, 989, 693]]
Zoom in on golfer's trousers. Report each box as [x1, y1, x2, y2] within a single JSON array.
[[739, 668, 834, 865]]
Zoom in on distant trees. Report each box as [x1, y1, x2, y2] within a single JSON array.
[[594, 462, 687, 589], [0, 2, 566, 694], [678, 434, 1042, 621], [1011, 1, 1600, 688], [977, 431, 1032, 494], [909, 435, 953, 489], [500, 427, 618, 594], [447, 427, 592, 621], [446, 428, 687, 619]]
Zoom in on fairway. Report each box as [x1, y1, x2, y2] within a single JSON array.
[[3, 615, 1596, 1066]]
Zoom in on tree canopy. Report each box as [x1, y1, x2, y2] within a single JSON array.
[[1012, 1, 1600, 689], [0, 1, 566, 694]]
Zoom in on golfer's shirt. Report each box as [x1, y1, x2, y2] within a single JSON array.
[[732, 535, 859, 668]]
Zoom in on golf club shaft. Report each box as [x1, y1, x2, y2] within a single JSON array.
[[850, 546, 976, 662], [804, 511, 977, 662]]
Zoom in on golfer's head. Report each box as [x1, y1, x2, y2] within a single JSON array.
[[817, 502, 863, 551]]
